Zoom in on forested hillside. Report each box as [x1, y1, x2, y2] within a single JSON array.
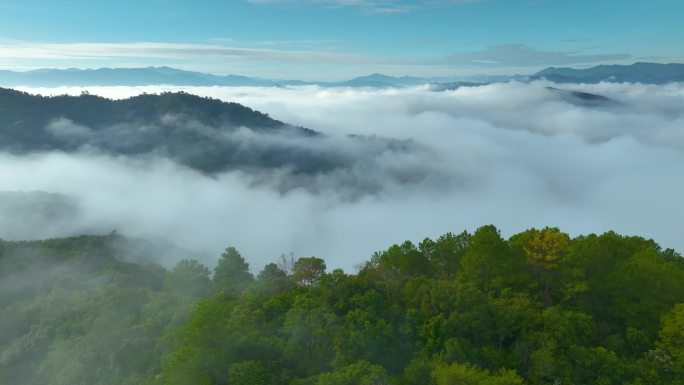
[[1, 226, 683, 385], [0, 88, 322, 174], [0, 88, 425, 189]]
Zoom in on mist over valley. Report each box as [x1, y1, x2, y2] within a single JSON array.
[[1, 80, 683, 271], [2, 1, 684, 383]]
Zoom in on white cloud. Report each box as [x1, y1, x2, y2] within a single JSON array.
[[0, 41, 391, 79], [247, 0, 482, 13], [0, 40, 639, 79], [0, 41, 374, 64], [446, 44, 631, 67], [3, 82, 684, 272]]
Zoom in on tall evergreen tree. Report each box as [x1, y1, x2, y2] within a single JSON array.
[[213, 247, 254, 294]]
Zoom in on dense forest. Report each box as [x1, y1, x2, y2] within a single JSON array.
[[0, 88, 423, 189], [1, 226, 683, 385], [0, 88, 329, 174]]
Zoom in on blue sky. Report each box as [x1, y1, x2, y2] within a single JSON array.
[[0, 0, 682, 79]]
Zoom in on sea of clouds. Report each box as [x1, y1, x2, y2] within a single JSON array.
[[2, 81, 683, 270]]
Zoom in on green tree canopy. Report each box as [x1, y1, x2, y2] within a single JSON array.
[[165, 259, 211, 298], [213, 247, 254, 294], [292, 257, 327, 286]]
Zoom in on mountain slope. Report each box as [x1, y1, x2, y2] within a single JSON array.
[[0, 88, 425, 194], [335, 73, 428, 88], [533, 62, 684, 84], [0, 88, 321, 173], [2, 228, 682, 385]]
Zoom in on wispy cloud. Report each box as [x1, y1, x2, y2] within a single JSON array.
[[446, 44, 631, 67], [0, 41, 375, 63], [0, 40, 393, 78], [0, 40, 635, 79], [247, 0, 482, 13]]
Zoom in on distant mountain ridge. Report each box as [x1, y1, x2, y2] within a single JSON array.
[[0, 67, 429, 88], [0, 67, 488, 88], [0, 67, 293, 87], [531, 62, 684, 84], [1, 62, 683, 88], [335, 73, 427, 88]]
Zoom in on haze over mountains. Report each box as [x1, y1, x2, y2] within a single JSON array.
[[0, 67, 431, 88], [2, 0, 684, 383], [0, 87, 434, 198], [2, 80, 684, 385], [2, 80, 683, 269], [2, 62, 683, 88], [0, 50, 681, 271], [0, 88, 317, 174], [532, 62, 684, 84]]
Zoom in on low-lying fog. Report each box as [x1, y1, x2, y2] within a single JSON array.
[[3, 82, 684, 270]]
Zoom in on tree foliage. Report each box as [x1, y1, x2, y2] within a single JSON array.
[[213, 247, 254, 294], [1, 226, 683, 385]]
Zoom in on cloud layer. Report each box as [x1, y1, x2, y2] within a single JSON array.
[[3, 81, 684, 271]]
